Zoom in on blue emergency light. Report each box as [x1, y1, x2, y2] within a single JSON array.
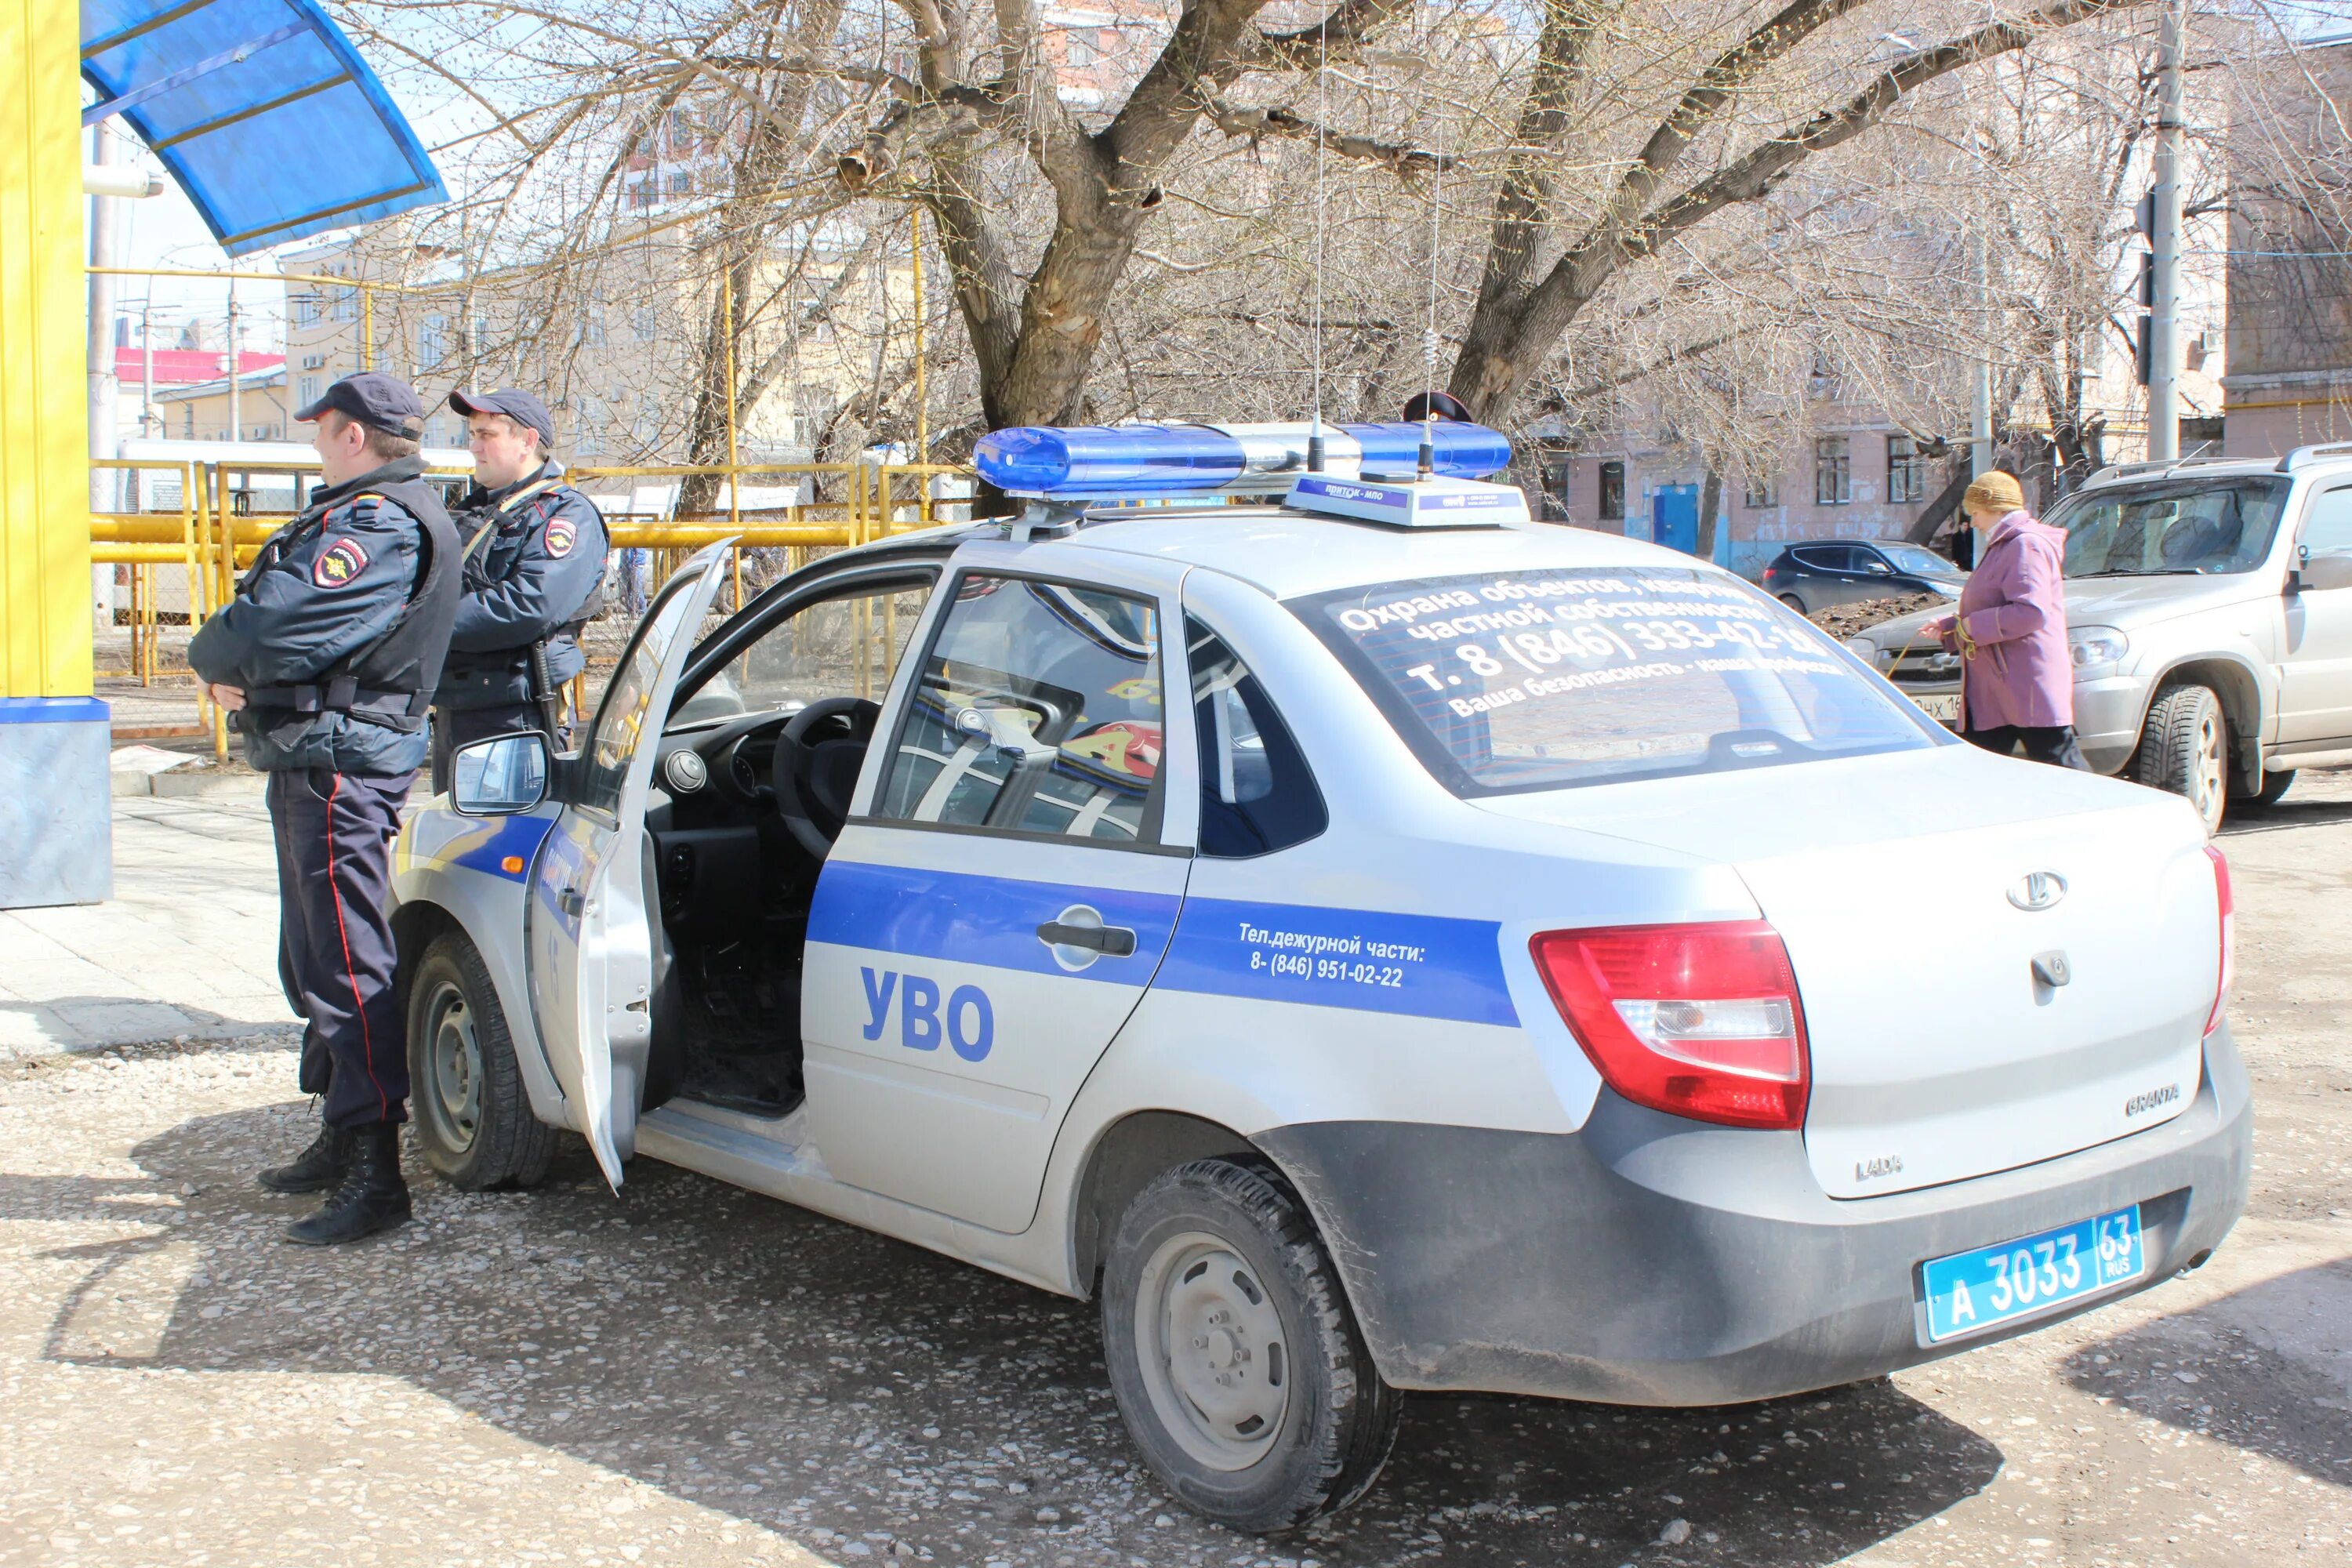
[[975, 419, 1512, 499]]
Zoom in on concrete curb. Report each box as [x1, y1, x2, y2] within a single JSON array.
[[111, 768, 267, 800]]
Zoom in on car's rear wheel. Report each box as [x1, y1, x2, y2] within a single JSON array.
[[2132, 683, 2229, 835], [1778, 592, 1807, 613], [407, 929, 557, 1190], [1101, 1159, 1399, 1534]]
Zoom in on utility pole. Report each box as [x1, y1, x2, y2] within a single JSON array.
[[141, 299, 154, 437], [227, 283, 241, 442], [2146, 0, 2187, 463], [87, 121, 119, 630]]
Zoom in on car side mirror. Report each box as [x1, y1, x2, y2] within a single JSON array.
[[451, 731, 551, 815], [2299, 551, 2352, 593]]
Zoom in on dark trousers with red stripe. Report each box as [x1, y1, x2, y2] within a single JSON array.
[[268, 768, 414, 1127]]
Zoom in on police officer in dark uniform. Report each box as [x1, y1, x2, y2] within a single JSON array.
[[429, 388, 610, 793], [187, 373, 459, 1247]]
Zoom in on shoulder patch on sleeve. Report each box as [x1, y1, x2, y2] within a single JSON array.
[[313, 537, 371, 588], [545, 516, 579, 558]]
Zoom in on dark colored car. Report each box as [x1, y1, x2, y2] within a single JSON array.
[[1761, 540, 1966, 615]]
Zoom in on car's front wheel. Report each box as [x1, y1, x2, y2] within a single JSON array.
[[2132, 682, 2230, 834], [407, 929, 558, 1190], [1101, 1159, 1399, 1534]]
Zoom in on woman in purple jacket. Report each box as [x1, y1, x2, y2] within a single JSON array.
[[1924, 471, 2087, 768]]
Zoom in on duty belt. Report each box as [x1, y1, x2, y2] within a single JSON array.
[[242, 677, 433, 719]]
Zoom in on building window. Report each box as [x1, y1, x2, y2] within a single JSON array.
[[418, 314, 448, 370], [1814, 436, 1851, 505], [291, 294, 321, 328], [1065, 27, 1099, 67], [665, 169, 693, 198], [1886, 434, 1926, 503], [1743, 474, 1778, 508], [331, 285, 358, 324], [298, 375, 320, 407], [1598, 461, 1625, 521], [626, 176, 654, 210], [632, 306, 658, 342]]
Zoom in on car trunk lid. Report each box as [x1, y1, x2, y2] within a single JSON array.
[[1479, 750, 2219, 1197]]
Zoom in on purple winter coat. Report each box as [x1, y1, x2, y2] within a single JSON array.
[[1935, 510, 2074, 730]]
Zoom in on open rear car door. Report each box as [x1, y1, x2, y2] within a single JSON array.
[[524, 543, 731, 1186]]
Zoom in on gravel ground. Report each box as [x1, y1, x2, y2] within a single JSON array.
[[3, 779, 2350, 1567]]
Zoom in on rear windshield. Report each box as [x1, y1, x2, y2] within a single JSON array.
[[2049, 477, 2289, 577], [1294, 566, 1942, 795]]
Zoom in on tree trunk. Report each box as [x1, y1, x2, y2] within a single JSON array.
[[1696, 469, 1723, 562]]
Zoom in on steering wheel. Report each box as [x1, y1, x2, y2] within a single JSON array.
[[773, 697, 882, 858]]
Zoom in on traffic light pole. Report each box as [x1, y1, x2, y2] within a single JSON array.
[[2147, 0, 2187, 463]]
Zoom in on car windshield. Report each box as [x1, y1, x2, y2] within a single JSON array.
[[1880, 544, 1962, 578], [1293, 566, 1942, 797], [2050, 477, 2289, 577]]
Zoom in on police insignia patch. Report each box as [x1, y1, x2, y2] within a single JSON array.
[[545, 517, 578, 558], [313, 538, 369, 588]]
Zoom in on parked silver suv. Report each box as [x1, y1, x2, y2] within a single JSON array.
[[1849, 445, 2352, 831]]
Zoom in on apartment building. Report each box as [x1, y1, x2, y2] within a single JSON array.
[[2223, 34, 2352, 459]]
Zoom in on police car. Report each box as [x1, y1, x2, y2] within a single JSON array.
[[392, 419, 2251, 1532]]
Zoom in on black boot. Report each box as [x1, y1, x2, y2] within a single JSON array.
[[257, 1123, 355, 1194], [285, 1124, 411, 1246]]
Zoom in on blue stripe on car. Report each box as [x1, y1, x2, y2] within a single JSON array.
[[1156, 896, 1519, 1027], [808, 860, 1180, 983], [811, 861, 1518, 1025], [442, 815, 557, 882]]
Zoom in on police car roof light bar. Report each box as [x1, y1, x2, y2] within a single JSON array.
[[974, 420, 1511, 500]]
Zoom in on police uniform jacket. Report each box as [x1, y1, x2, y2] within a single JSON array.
[[188, 457, 460, 775], [434, 461, 609, 713]]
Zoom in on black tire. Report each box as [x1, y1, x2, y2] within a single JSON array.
[[2131, 683, 2230, 835], [1101, 1159, 1399, 1534], [406, 928, 558, 1190], [1777, 592, 1808, 613]]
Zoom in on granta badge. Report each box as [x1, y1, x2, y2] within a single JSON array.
[[2008, 870, 2067, 911]]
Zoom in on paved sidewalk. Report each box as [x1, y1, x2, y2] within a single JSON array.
[[0, 797, 297, 1058]]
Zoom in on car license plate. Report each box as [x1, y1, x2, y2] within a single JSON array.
[[1915, 691, 1962, 725], [1919, 1206, 2144, 1344]]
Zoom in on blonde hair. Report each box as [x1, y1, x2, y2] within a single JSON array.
[[1963, 471, 2026, 516]]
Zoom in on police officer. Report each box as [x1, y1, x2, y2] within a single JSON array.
[[187, 373, 459, 1247], [429, 389, 610, 793]]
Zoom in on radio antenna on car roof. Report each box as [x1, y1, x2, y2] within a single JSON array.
[[1419, 85, 1443, 481], [1306, 16, 1330, 475]]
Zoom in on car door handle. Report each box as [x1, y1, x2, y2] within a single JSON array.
[[1036, 921, 1137, 956]]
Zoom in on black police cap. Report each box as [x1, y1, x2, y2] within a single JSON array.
[[447, 387, 555, 448], [294, 372, 427, 440], [1401, 390, 1473, 424]]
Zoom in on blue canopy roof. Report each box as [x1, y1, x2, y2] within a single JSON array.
[[82, 0, 447, 258]]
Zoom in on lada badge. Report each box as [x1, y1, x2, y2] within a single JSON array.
[[2008, 871, 2067, 911]]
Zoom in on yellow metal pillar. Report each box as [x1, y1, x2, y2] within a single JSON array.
[[2, 0, 92, 699], [0, 0, 112, 906]]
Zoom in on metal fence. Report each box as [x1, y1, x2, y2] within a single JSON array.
[[88, 458, 966, 756]]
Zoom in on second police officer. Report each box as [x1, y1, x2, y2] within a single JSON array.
[[430, 389, 611, 792], [187, 372, 459, 1246]]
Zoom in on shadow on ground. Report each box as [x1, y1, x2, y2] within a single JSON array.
[[20, 1102, 2008, 1566], [2060, 1258, 2352, 1487]]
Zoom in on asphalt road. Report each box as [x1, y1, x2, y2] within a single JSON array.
[[2, 775, 2349, 1568]]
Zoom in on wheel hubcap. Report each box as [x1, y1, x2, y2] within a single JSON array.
[[1134, 1232, 1290, 1471], [426, 981, 482, 1152], [2192, 710, 2227, 829]]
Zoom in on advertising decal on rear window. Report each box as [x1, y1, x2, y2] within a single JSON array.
[[1297, 567, 1940, 795]]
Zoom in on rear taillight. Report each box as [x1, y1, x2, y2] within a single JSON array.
[[1530, 921, 1810, 1131], [2205, 844, 2234, 1036]]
